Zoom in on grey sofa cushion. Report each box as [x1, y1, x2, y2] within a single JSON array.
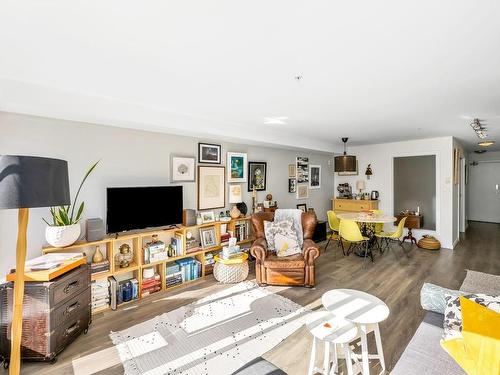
[[460, 269, 500, 295], [231, 357, 286, 375], [392, 312, 465, 375]]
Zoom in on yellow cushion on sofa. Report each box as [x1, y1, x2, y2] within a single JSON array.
[[441, 296, 500, 375]]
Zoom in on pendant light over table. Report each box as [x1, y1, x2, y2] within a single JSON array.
[[334, 137, 357, 172]]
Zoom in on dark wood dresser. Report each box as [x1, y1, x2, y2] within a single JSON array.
[[0, 264, 91, 365]]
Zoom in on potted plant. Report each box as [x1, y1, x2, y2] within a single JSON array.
[[44, 160, 99, 247]]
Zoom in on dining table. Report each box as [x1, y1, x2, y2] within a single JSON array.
[[336, 212, 397, 257]]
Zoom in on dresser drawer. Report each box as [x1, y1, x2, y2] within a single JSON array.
[[52, 287, 90, 327], [54, 306, 91, 355], [52, 265, 90, 306], [333, 199, 379, 212]]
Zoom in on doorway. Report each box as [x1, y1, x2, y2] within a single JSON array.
[[467, 154, 500, 223]]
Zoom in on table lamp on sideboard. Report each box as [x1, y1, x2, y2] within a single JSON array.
[[0, 155, 70, 375]]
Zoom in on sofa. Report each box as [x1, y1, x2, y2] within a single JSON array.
[[392, 270, 500, 374], [250, 211, 320, 287]]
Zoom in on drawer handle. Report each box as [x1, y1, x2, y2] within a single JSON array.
[[64, 301, 81, 316], [63, 280, 80, 294], [64, 321, 80, 337]]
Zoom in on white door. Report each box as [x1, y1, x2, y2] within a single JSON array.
[[467, 160, 500, 223]]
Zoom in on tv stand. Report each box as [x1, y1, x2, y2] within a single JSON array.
[[41, 217, 254, 315]]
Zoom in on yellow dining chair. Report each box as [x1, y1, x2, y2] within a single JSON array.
[[370, 209, 384, 234], [325, 210, 341, 252], [375, 216, 409, 257], [339, 219, 373, 262]]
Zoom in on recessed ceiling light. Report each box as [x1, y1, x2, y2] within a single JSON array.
[[478, 140, 495, 147], [264, 117, 288, 125], [474, 149, 487, 154]]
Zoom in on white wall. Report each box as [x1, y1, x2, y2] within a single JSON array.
[[467, 150, 500, 223], [335, 137, 455, 249], [0, 112, 334, 276]]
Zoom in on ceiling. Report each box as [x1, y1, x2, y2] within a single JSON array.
[[1, 0, 500, 152]]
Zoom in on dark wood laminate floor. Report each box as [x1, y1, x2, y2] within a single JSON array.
[[9, 221, 500, 375]]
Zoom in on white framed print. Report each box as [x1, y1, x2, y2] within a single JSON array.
[[309, 165, 321, 189], [170, 155, 196, 182], [201, 211, 215, 223], [227, 152, 247, 182], [198, 166, 225, 210], [296, 184, 309, 199]]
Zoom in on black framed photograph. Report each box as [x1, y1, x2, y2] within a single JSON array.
[[297, 203, 307, 212], [309, 165, 321, 189], [248, 162, 267, 191], [288, 178, 297, 193], [198, 143, 221, 164]]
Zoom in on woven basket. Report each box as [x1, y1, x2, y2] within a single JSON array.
[[214, 262, 249, 283], [418, 236, 441, 250]]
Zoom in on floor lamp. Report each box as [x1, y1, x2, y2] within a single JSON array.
[[0, 155, 70, 375]]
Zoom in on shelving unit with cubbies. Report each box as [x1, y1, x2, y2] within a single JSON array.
[[41, 216, 254, 314]]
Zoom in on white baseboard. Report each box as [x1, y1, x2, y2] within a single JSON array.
[[452, 237, 460, 248]]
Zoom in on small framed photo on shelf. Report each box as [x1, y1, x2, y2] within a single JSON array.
[[201, 211, 215, 223], [288, 178, 297, 193], [198, 143, 221, 164], [170, 155, 196, 182], [309, 165, 321, 189], [296, 184, 309, 199], [227, 152, 248, 182], [297, 203, 307, 212], [288, 164, 296, 177], [248, 161, 267, 191], [200, 227, 217, 248]]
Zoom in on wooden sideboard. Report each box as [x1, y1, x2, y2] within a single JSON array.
[[332, 198, 379, 212]]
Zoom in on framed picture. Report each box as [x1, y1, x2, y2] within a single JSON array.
[[227, 152, 247, 182], [288, 164, 296, 177], [297, 203, 307, 212], [201, 211, 215, 223], [296, 157, 309, 183], [170, 155, 196, 182], [248, 162, 267, 191], [229, 184, 242, 203], [309, 165, 321, 189], [198, 166, 225, 210], [338, 161, 358, 176], [288, 178, 297, 193], [198, 143, 221, 164], [296, 184, 309, 199], [200, 226, 217, 248]]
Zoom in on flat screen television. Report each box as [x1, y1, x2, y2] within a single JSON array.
[[106, 186, 183, 233]]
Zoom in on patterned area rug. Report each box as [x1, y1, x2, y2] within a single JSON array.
[[110, 281, 309, 375]]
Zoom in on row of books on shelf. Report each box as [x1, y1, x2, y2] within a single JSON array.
[[233, 221, 250, 242], [166, 257, 202, 287]]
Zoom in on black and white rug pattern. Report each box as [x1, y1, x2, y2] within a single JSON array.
[[110, 281, 309, 375]]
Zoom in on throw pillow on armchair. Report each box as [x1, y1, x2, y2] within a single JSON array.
[[263, 219, 297, 252]]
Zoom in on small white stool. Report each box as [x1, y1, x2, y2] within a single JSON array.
[[306, 311, 359, 375]]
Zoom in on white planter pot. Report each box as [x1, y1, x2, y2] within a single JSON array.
[[45, 224, 81, 248]]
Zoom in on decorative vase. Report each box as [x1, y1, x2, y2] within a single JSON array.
[[230, 206, 241, 219], [45, 223, 81, 248], [92, 246, 104, 263]]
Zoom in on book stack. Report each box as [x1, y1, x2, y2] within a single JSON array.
[[141, 273, 161, 297], [204, 253, 215, 275], [175, 257, 202, 282], [234, 221, 249, 242], [91, 278, 110, 312], [90, 259, 110, 275], [220, 232, 231, 245], [170, 233, 184, 257], [166, 263, 183, 287], [186, 236, 201, 254]]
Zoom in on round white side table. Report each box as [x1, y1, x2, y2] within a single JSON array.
[[306, 310, 359, 375], [322, 289, 390, 375]]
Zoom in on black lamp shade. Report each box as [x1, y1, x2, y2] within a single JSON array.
[[0, 155, 70, 209], [334, 155, 357, 172]]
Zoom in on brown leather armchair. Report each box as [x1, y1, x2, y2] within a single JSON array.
[[250, 211, 320, 287]]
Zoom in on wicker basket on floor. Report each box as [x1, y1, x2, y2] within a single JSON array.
[[418, 235, 441, 250], [213, 261, 249, 283]]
